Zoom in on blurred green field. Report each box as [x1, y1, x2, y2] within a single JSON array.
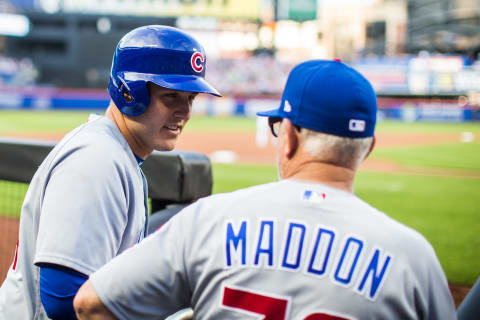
[[371, 142, 480, 171], [0, 110, 93, 133], [0, 110, 479, 285], [0, 110, 258, 133], [1, 110, 480, 134]]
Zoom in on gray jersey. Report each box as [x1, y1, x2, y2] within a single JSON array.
[[0, 116, 148, 320], [91, 180, 456, 320]]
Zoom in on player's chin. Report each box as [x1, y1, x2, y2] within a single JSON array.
[[154, 138, 177, 151]]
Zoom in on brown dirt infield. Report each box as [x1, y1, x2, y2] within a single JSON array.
[[178, 130, 471, 165], [0, 129, 477, 307], [0, 217, 18, 283]]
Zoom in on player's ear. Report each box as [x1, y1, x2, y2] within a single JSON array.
[[282, 119, 298, 159]]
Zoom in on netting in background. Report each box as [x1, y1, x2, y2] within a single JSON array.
[[0, 180, 28, 282]]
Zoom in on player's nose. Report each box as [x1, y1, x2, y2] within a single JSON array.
[[173, 97, 192, 118], [173, 99, 192, 119]]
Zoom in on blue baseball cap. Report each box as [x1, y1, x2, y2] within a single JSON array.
[[257, 60, 377, 138]]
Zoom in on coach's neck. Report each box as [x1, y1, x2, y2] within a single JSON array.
[[278, 120, 360, 193]]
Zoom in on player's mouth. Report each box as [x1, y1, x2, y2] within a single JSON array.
[[164, 124, 182, 134]]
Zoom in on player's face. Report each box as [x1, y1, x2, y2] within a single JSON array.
[[129, 84, 196, 153]]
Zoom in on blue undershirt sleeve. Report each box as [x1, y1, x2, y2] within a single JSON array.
[[39, 264, 88, 320]]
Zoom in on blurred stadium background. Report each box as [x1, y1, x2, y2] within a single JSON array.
[[0, 0, 479, 307]]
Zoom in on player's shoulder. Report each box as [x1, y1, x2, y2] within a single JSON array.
[[49, 116, 136, 172], [70, 116, 127, 148], [58, 117, 131, 158]]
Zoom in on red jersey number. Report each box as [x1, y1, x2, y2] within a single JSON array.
[[222, 286, 351, 320]]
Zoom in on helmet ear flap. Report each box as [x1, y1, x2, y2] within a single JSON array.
[[108, 73, 150, 116]]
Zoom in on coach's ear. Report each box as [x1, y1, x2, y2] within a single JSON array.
[[282, 119, 299, 159], [365, 136, 376, 159]]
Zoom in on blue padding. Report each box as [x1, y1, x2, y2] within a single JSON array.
[[39, 265, 88, 320], [51, 98, 109, 109]]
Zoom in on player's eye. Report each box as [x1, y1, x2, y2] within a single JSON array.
[[164, 93, 178, 99]]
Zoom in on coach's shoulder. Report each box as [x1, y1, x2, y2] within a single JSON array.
[[203, 181, 281, 204], [372, 206, 441, 262], [177, 182, 283, 223]]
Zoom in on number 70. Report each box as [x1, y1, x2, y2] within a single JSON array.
[[222, 286, 353, 320]]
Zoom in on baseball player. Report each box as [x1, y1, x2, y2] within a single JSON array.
[[0, 25, 220, 320], [74, 60, 456, 320]]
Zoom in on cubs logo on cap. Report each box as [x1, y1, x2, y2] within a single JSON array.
[[191, 52, 205, 73]]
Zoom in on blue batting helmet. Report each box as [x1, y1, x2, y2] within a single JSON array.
[[108, 25, 221, 116]]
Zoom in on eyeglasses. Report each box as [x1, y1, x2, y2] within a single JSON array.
[[268, 117, 301, 138], [268, 117, 282, 137]]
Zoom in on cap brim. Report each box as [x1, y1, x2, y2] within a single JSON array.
[[124, 72, 221, 97], [256, 108, 281, 117]]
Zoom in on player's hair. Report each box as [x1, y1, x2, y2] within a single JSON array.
[[301, 129, 373, 168]]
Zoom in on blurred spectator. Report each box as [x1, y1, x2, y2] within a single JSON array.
[[1, 52, 478, 96], [206, 55, 294, 97], [0, 55, 38, 87], [0, 0, 16, 13]]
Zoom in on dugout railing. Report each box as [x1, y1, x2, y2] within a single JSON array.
[[0, 137, 212, 282]]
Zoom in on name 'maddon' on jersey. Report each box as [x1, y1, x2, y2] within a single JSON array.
[[224, 219, 393, 301]]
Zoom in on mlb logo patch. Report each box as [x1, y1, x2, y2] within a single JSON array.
[[303, 190, 326, 204], [349, 119, 366, 132]]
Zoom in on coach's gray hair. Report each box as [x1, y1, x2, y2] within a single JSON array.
[[301, 129, 373, 168]]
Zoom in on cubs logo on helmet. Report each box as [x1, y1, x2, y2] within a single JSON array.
[[191, 52, 205, 73]]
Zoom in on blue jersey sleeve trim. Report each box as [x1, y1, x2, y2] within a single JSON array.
[[39, 264, 88, 320]]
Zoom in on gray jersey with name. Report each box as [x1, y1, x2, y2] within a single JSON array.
[[0, 116, 148, 320], [91, 179, 456, 320]]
